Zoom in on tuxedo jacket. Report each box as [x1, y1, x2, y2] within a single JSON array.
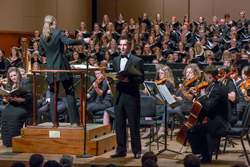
[[39, 28, 84, 84], [112, 53, 144, 105]]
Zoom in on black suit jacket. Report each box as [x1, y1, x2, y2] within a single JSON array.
[[113, 53, 144, 105], [198, 82, 231, 135], [39, 28, 84, 84]]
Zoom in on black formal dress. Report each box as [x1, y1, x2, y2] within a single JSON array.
[[112, 53, 144, 155], [1, 79, 33, 147], [161, 80, 200, 126], [84, 79, 112, 121], [225, 79, 238, 126], [39, 28, 84, 124], [187, 81, 231, 159]]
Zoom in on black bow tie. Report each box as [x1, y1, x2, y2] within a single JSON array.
[[121, 55, 128, 59]]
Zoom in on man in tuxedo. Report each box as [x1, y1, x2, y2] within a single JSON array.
[[109, 36, 144, 159], [187, 65, 231, 164]]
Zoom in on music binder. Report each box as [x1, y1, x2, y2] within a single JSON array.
[[104, 66, 142, 81], [0, 87, 27, 97]]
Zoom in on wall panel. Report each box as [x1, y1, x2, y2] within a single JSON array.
[[117, 0, 164, 24], [190, 0, 213, 25], [163, 0, 188, 23], [97, 0, 117, 25], [213, 0, 250, 22], [57, 0, 92, 33]]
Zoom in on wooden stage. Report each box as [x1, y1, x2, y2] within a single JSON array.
[[0, 125, 249, 167]]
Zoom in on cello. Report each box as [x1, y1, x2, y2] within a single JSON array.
[[176, 71, 224, 146]]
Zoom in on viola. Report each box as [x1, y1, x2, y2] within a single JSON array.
[[143, 78, 167, 94]]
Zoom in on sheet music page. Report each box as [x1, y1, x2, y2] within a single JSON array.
[[157, 85, 176, 106]]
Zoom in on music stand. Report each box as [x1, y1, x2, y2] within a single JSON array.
[[143, 81, 180, 155]]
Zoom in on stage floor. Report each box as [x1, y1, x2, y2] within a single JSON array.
[[0, 128, 249, 167]]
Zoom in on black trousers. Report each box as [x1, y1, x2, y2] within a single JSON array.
[[187, 117, 228, 156], [49, 78, 79, 124], [114, 94, 141, 155]]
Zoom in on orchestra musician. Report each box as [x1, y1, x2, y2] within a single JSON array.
[[156, 64, 201, 138], [83, 69, 112, 123], [234, 66, 250, 120], [187, 65, 231, 164], [39, 15, 84, 127], [218, 66, 238, 126]]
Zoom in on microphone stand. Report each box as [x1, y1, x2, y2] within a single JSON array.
[[77, 59, 93, 158]]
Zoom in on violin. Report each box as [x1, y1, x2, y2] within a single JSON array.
[[0, 76, 7, 86], [182, 76, 198, 87], [220, 67, 238, 83], [174, 76, 199, 96], [184, 82, 209, 96], [238, 76, 250, 91], [213, 70, 225, 82], [143, 78, 167, 94], [87, 76, 105, 92]]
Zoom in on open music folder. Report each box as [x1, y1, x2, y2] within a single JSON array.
[[143, 81, 178, 109]]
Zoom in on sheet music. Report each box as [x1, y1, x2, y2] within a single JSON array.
[[143, 81, 177, 108], [157, 85, 177, 108]]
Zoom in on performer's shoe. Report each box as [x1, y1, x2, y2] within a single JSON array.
[[200, 154, 212, 164], [110, 152, 127, 158], [134, 152, 141, 159], [71, 123, 79, 127]]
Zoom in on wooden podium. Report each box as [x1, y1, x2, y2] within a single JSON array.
[[12, 68, 117, 155]]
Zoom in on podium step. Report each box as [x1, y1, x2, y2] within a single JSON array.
[[22, 123, 111, 140], [12, 123, 117, 156]]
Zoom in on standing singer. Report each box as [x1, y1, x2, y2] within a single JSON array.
[[109, 36, 144, 159], [39, 15, 86, 127]]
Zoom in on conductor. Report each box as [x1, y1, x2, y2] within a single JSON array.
[[39, 15, 85, 127], [109, 36, 144, 159]]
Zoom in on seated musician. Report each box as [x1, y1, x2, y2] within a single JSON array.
[[141, 65, 175, 139], [80, 69, 112, 123], [218, 66, 238, 126], [37, 89, 67, 123], [234, 66, 250, 120], [187, 65, 231, 164], [156, 64, 201, 138]]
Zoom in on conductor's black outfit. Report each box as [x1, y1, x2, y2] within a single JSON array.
[[39, 28, 84, 124], [187, 81, 231, 163], [112, 53, 144, 156]]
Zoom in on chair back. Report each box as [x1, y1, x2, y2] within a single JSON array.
[[242, 102, 250, 130], [140, 96, 157, 117]]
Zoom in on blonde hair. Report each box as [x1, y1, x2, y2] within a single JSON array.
[[31, 50, 40, 58], [194, 41, 204, 55], [166, 54, 174, 63], [222, 50, 231, 62], [160, 66, 175, 87], [183, 63, 201, 79], [42, 15, 56, 41]]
